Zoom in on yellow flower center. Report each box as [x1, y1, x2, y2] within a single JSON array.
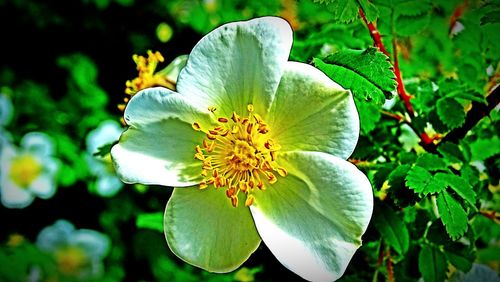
[[55, 246, 89, 276], [9, 154, 43, 188], [192, 105, 287, 207]]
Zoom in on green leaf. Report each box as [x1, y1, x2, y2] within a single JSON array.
[[136, 212, 164, 233], [393, 0, 432, 17], [436, 98, 466, 130], [372, 204, 410, 255], [314, 48, 396, 105], [426, 220, 451, 245], [388, 164, 411, 188], [418, 244, 447, 282], [437, 192, 468, 240], [358, 0, 379, 22], [395, 12, 431, 36], [460, 165, 480, 187], [415, 153, 448, 171], [438, 173, 477, 207], [406, 167, 447, 195], [444, 243, 475, 272], [388, 164, 419, 207], [437, 142, 465, 164], [445, 89, 486, 103], [354, 98, 382, 134], [313, 0, 362, 23], [470, 136, 500, 161], [480, 10, 500, 25]]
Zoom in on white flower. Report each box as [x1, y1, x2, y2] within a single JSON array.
[[36, 220, 110, 279], [111, 17, 373, 281], [1, 132, 59, 208], [85, 120, 123, 197]]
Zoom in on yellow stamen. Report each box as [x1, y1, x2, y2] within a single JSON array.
[[192, 122, 201, 131], [123, 50, 174, 104], [192, 104, 286, 207], [245, 195, 255, 207]]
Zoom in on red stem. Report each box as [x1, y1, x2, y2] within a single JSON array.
[[359, 9, 389, 57], [392, 39, 415, 117], [449, 1, 468, 35], [386, 249, 395, 282], [359, 8, 415, 117]]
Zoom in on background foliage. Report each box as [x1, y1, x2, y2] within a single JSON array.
[[0, 0, 498, 281]]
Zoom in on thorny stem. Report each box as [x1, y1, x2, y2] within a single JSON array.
[[359, 9, 415, 117], [359, 7, 499, 152], [359, 9, 389, 57], [391, 38, 415, 117], [359, 8, 429, 147]]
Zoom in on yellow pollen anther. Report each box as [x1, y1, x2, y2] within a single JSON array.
[[245, 195, 255, 207], [277, 167, 288, 177], [195, 145, 203, 154], [231, 196, 239, 207], [192, 104, 286, 207], [208, 106, 217, 113], [192, 122, 201, 131], [231, 112, 240, 122]]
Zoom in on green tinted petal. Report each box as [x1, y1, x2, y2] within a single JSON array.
[[164, 187, 261, 272], [250, 151, 373, 281], [111, 87, 213, 187], [268, 62, 359, 159], [177, 17, 292, 116]]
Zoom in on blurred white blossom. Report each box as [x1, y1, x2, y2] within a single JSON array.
[[1, 132, 59, 208]]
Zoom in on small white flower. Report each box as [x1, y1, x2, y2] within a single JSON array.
[[1, 132, 59, 208], [36, 220, 110, 279], [85, 120, 123, 197]]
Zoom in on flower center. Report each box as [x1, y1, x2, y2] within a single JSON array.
[[192, 105, 287, 208], [55, 245, 89, 276], [9, 154, 43, 188]]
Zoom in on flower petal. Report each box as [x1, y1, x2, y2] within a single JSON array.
[[71, 229, 110, 259], [94, 175, 123, 197], [36, 220, 74, 251], [86, 120, 123, 155], [164, 187, 261, 273], [267, 62, 359, 159], [111, 87, 214, 187], [21, 132, 54, 156], [0, 179, 34, 209], [176, 16, 292, 116], [30, 174, 56, 199], [250, 151, 373, 282]]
